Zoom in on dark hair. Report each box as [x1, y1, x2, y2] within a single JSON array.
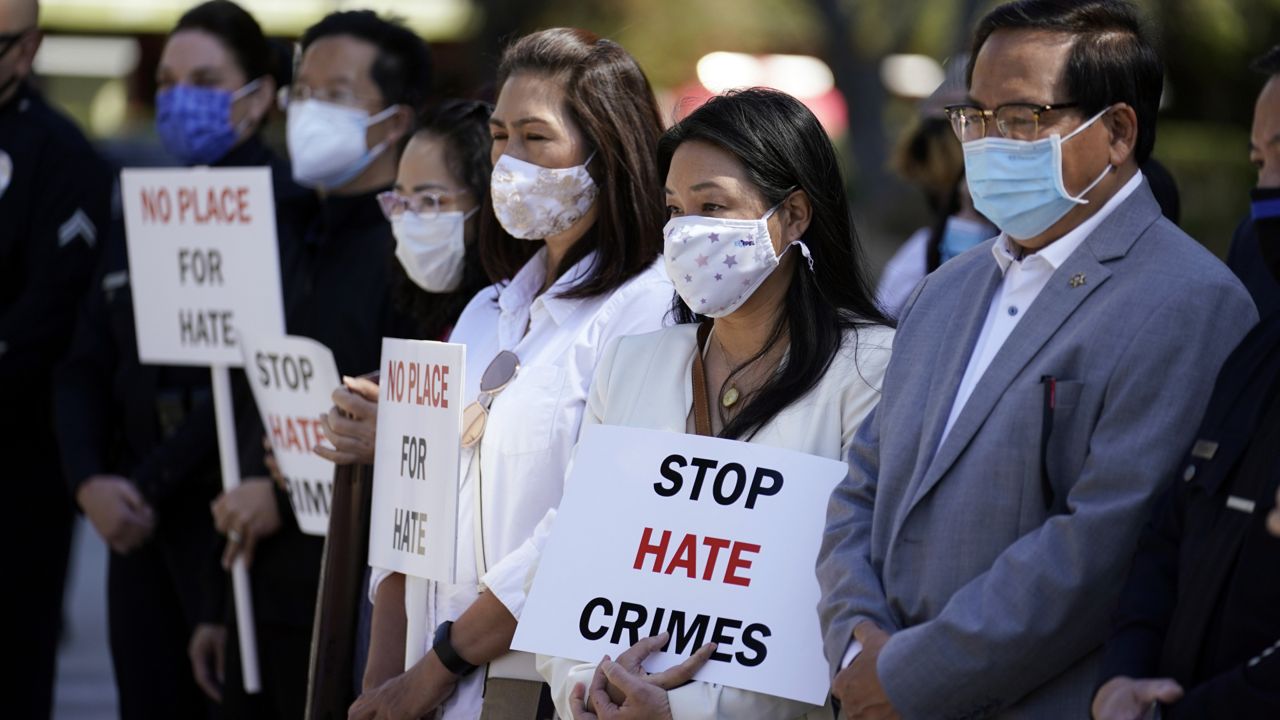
[[300, 10, 433, 115], [659, 88, 893, 441], [892, 116, 965, 272], [479, 28, 665, 298], [1252, 45, 1280, 77], [393, 99, 495, 340], [969, 0, 1163, 163], [174, 1, 277, 84]]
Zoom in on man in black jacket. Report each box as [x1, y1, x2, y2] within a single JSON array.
[[1091, 48, 1280, 720], [0, 1, 114, 715], [207, 11, 427, 718]]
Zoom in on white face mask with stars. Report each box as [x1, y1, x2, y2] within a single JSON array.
[[663, 202, 812, 318]]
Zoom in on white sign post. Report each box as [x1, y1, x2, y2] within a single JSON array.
[[121, 167, 287, 693], [367, 338, 465, 664], [240, 335, 342, 536], [512, 424, 846, 706]]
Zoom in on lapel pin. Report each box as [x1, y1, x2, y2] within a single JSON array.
[[1069, 273, 1086, 288]]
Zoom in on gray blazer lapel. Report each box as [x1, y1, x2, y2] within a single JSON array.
[[905, 181, 1164, 515]]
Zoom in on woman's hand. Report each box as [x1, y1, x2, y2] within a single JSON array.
[[317, 376, 380, 466], [602, 633, 715, 705], [347, 651, 457, 720], [211, 478, 281, 568], [572, 653, 697, 720]]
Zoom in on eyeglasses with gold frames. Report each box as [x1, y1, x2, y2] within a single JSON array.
[[944, 102, 1081, 142]]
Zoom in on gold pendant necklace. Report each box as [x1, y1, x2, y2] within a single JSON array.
[[721, 386, 740, 408], [706, 326, 742, 409]]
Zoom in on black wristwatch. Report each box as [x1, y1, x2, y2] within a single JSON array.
[[432, 621, 479, 678]]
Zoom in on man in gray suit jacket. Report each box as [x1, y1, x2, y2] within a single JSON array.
[[817, 2, 1258, 719]]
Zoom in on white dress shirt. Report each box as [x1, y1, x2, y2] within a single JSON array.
[[369, 248, 673, 720], [536, 322, 895, 720], [839, 171, 1144, 674]]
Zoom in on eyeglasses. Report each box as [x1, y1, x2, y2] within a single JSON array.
[[460, 351, 520, 448], [377, 189, 471, 220], [277, 84, 381, 111], [944, 102, 1081, 142]]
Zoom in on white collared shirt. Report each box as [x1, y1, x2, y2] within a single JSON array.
[[370, 248, 673, 719], [938, 171, 1144, 444]]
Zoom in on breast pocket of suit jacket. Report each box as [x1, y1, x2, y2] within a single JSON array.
[[1027, 379, 1086, 526], [488, 364, 567, 456]]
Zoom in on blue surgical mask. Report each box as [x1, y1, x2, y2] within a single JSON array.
[[938, 215, 997, 263], [155, 79, 261, 166], [963, 107, 1113, 240]]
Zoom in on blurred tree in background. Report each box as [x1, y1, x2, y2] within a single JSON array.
[[486, 0, 1280, 264]]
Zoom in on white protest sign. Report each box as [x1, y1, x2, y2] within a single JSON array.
[[120, 167, 285, 367], [513, 424, 845, 705], [368, 338, 464, 583], [240, 335, 342, 537]]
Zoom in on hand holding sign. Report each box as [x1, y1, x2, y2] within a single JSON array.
[[317, 375, 381, 465], [569, 641, 713, 720], [212, 479, 281, 569], [602, 634, 716, 706]]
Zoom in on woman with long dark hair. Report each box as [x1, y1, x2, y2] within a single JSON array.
[[379, 99, 495, 342], [538, 87, 895, 719], [329, 28, 673, 720]]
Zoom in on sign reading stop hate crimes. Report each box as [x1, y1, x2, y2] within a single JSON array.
[[240, 335, 341, 537], [121, 167, 284, 367], [368, 338, 464, 583], [513, 425, 846, 705]]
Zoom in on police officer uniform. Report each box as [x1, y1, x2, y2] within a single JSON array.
[[1, 78, 113, 719]]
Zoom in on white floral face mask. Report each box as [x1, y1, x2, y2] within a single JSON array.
[[490, 152, 598, 239], [664, 203, 812, 318]]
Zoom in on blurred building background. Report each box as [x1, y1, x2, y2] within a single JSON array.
[[40, 1, 1280, 716]]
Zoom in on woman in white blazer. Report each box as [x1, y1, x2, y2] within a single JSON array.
[[541, 88, 896, 720]]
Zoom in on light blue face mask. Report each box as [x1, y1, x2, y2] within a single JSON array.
[[963, 107, 1113, 240], [938, 214, 997, 263]]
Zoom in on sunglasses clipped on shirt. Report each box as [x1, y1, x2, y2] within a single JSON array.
[[460, 350, 520, 448]]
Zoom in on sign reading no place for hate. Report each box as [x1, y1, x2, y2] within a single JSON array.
[[121, 167, 285, 367]]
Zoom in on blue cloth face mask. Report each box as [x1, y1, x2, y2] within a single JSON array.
[[963, 107, 1113, 240], [155, 79, 261, 166], [938, 214, 997, 263]]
